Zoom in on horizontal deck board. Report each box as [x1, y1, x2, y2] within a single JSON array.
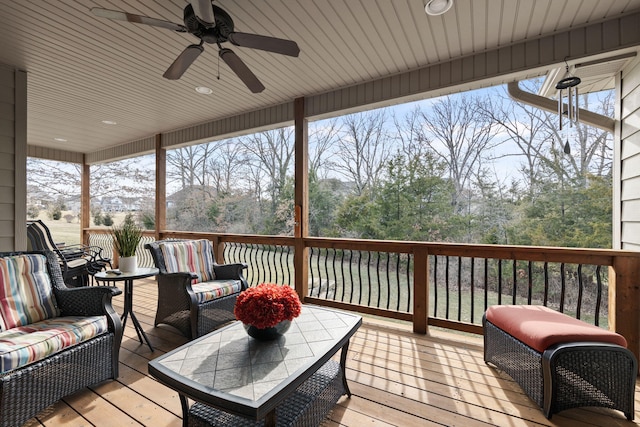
[[28, 278, 640, 427]]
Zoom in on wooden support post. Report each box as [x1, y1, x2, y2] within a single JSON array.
[[155, 134, 166, 242], [610, 256, 640, 371], [81, 159, 90, 246], [293, 97, 309, 299], [413, 247, 429, 334]]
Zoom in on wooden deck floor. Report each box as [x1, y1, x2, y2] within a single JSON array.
[[30, 278, 639, 427]]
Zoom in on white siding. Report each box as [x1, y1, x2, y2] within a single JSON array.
[[0, 66, 26, 251], [619, 56, 640, 249]]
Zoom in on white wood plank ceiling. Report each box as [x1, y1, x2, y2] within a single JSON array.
[[1, 0, 639, 157]]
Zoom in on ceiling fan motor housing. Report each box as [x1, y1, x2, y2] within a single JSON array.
[[183, 4, 234, 44]]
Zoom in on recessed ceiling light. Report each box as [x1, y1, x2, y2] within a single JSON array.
[[101, 120, 117, 125], [195, 86, 213, 95], [425, 0, 453, 15], [54, 137, 67, 142]]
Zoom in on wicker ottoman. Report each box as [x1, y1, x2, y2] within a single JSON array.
[[483, 305, 636, 420]]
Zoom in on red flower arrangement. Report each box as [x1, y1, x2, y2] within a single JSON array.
[[234, 283, 302, 329]]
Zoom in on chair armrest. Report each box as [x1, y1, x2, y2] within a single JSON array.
[[55, 286, 122, 317], [213, 263, 248, 290], [213, 263, 246, 279]]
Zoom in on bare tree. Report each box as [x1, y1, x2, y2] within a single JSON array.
[[167, 142, 222, 192], [309, 119, 341, 179], [333, 109, 391, 196], [208, 138, 247, 194], [478, 84, 550, 197], [239, 127, 295, 229], [421, 95, 500, 210], [392, 105, 432, 160], [27, 157, 154, 201]]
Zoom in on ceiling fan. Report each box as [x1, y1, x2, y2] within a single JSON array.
[[91, 0, 300, 93]]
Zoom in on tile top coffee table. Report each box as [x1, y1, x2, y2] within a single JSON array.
[[148, 305, 362, 427]]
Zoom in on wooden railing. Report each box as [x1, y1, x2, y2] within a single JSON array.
[[86, 229, 156, 268], [83, 228, 640, 364]]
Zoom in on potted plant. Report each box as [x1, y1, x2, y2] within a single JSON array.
[[111, 215, 143, 272], [234, 283, 302, 340]]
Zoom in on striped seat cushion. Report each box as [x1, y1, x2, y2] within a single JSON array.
[[0, 315, 108, 373], [0, 254, 59, 331], [192, 280, 242, 303], [160, 240, 216, 284]]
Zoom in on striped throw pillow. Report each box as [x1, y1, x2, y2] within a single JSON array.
[[0, 254, 60, 331], [160, 240, 216, 284]]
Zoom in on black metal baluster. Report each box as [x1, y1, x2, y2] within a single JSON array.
[[483, 258, 488, 311], [385, 252, 391, 310], [595, 265, 602, 327], [324, 248, 330, 299], [309, 247, 317, 297], [497, 260, 503, 305], [406, 254, 412, 313], [527, 261, 533, 304], [365, 251, 371, 306], [457, 256, 462, 321], [576, 264, 583, 319], [348, 250, 354, 304], [395, 253, 401, 312], [559, 263, 566, 313], [333, 249, 340, 301], [512, 259, 517, 305], [433, 255, 438, 317], [543, 261, 549, 306], [340, 250, 347, 302], [470, 257, 475, 323], [357, 251, 363, 305], [376, 252, 382, 307], [445, 256, 450, 319], [266, 245, 274, 283]]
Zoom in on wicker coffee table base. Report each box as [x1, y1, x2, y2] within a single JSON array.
[[188, 360, 344, 427]]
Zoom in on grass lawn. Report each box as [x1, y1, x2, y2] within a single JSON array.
[[33, 211, 128, 246]]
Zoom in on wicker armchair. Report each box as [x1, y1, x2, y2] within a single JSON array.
[[145, 239, 248, 339], [0, 250, 122, 427]]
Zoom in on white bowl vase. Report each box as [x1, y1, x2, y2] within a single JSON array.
[[119, 256, 137, 273]]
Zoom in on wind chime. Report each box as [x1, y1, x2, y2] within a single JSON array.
[[555, 65, 581, 155]]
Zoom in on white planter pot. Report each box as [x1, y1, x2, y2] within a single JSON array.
[[119, 256, 137, 273]]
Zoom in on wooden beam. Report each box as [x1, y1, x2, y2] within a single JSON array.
[[610, 256, 640, 371], [413, 247, 429, 334], [294, 97, 308, 297], [81, 159, 90, 245], [155, 134, 166, 241]]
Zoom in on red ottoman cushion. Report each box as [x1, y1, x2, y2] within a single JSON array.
[[485, 305, 627, 353]]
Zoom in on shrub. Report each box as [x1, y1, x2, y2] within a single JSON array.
[[93, 212, 103, 226], [27, 205, 40, 219], [102, 213, 114, 226], [139, 211, 155, 230], [50, 206, 62, 220], [63, 214, 75, 223]]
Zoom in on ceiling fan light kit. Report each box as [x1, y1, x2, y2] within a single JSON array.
[[91, 0, 299, 93], [425, 0, 453, 16]]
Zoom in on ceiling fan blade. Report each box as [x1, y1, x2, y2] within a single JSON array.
[[163, 45, 204, 80], [189, 0, 216, 26], [91, 7, 186, 32], [219, 48, 265, 93], [228, 32, 300, 57]]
